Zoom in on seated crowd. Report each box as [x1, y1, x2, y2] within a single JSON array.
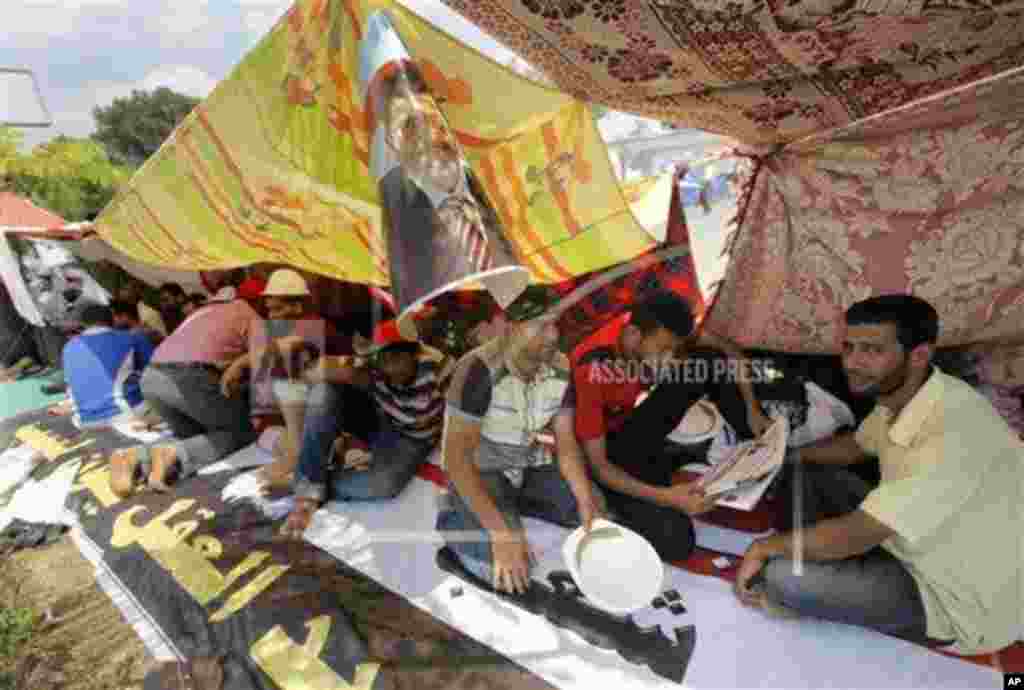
[[56, 265, 1022, 658]]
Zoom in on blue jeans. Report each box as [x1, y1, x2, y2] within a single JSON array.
[[436, 465, 589, 584], [293, 382, 434, 503], [757, 463, 939, 644]]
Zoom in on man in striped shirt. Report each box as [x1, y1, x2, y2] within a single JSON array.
[[280, 320, 450, 538]]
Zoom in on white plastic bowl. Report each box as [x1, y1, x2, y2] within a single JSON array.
[[562, 518, 664, 614]]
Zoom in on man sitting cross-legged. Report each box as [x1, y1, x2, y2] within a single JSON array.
[[437, 306, 605, 595], [735, 295, 1023, 656], [278, 320, 450, 538], [564, 291, 771, 563]]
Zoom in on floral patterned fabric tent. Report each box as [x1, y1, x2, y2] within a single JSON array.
[[443, 0, 1024, 145], [443, 0, 1024, 382]]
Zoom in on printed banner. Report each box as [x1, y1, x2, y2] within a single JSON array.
[[360, 11, 528, 329], [0, 407, 556, 690], [93, 0, 660, 304]]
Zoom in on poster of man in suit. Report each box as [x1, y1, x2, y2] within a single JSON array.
[[360, 11, 528, 327]]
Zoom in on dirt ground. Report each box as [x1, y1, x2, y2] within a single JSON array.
[[0, 537, 152, 690]]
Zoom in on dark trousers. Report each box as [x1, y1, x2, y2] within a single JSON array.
[[760, 462, 937, 644], [292, 382, 432, 503], [141, 363, 258, 476], [601, 374, 709, 562]]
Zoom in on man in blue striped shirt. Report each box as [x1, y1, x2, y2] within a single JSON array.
[[62, 303, 155, 429], [280, 320, 450, 538]]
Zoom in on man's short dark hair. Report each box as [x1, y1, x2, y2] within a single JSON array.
[[159, 283, 186, 298], [80, 304, 113, 328], [109, 301, 137, 319], [845, 294, 939, 351], [628, 291, 695, 339]]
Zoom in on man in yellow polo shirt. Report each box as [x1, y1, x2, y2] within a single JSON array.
[[735, 294, 1022, 655]]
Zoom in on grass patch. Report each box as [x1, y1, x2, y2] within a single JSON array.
[[0, 605, 34, 688], [0, 606, 34, 658]]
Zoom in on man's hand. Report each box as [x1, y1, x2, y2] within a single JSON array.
[[220, 363, 245, 398], [491, 530, 534, 594], [306, 356, 358, 385], [747, 405, 773, 437], [735, 540, 771, 606], [573, 488, 604, 532], [302, 356, 328, 384], [660, 480, 717, 515]]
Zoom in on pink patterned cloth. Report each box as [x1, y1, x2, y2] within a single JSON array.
[[442, 0, 1024, 145], [706, 66, 1024, 383], [978, 384, 1024, 440]]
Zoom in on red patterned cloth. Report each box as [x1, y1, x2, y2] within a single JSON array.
[[442, 0, 1024, 146], [552, 168, 705, 350]]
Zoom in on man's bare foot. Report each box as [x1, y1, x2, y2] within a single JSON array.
[[110, 448, 141, 498], [257, 465, 295, 497], [279, 498, 319, 540], [148, 445, 179, 493]]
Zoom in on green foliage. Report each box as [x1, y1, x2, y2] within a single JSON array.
[[3, 136, 132, 221], [0, 606, 34, 660], [92, 87, 199, 167], [0, 128, 23, 174]]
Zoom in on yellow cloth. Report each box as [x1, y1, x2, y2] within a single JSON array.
[[856, 368, 1023, 654], [93, 0, 662, 288], [137, 302, 167, 337]]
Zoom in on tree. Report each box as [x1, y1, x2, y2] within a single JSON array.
[[4, 136, 132, 221], [92, 87, 199, 167], [0, 127, 23, 174]]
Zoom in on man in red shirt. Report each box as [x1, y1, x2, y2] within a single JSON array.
[[563, 291, 770, 561]]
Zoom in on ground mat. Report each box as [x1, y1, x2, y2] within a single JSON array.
[[1, 408, 1015, 689]]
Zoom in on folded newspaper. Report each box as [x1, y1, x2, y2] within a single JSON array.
[[696, 415, 789, 511]]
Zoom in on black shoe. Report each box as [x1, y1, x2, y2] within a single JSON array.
[[41, 383, 67, 395]]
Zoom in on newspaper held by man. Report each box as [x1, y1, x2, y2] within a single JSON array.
[[697, 415, 789, 511]]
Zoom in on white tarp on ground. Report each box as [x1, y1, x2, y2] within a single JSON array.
[[211, 441, 1000, 690]]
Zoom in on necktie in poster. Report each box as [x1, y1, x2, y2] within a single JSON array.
[[360, 11, 529, 337]]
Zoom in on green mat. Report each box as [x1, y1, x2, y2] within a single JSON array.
[[0, 371, 65, 421]]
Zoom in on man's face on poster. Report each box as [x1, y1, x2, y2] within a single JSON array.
[[385, 76, 461, 193]]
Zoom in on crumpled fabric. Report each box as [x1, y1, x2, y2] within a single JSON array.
[[0, 518, 67, 553]]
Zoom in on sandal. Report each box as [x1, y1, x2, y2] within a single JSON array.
[[279, 498, 320, 540]]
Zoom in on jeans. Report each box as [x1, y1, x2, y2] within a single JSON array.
[[757, 462, 939, 644], [292, 382, 434, 503], [436, 465, 593, 584], [140, 363, 258, 477]]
